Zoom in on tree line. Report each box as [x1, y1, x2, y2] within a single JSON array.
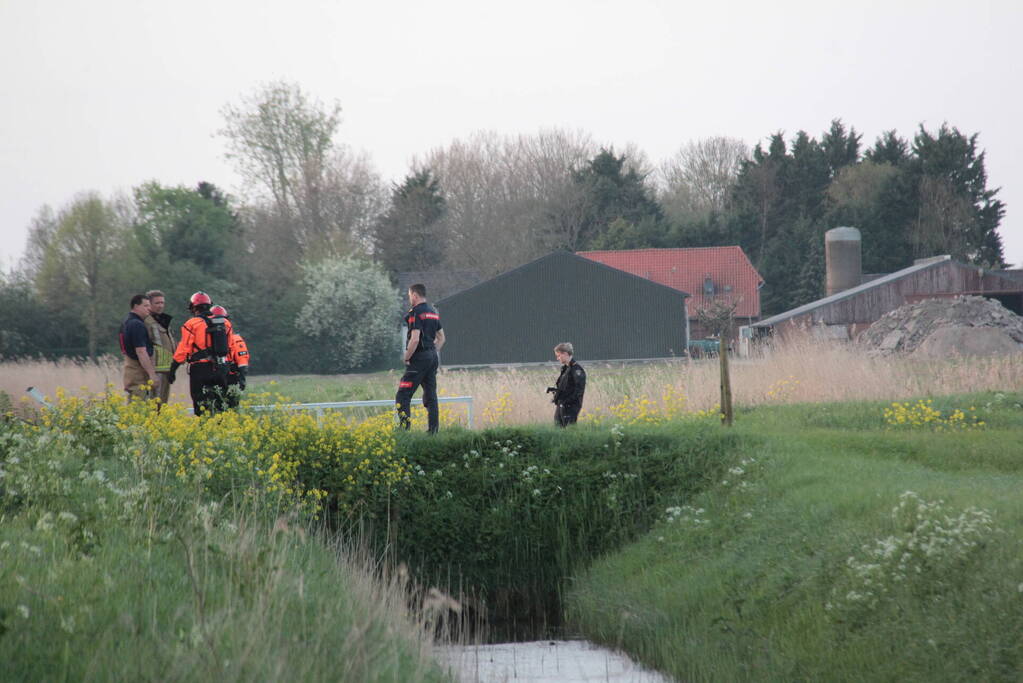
[[0, 80, 1006, 372]]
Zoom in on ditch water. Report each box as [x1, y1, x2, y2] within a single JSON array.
[[436, 639, 671, 682]]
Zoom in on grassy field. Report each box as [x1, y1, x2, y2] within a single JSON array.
[[0, 399, 450, 682], [5, 338, 1022, 425], [246, 340, 1023, 428], [3, 343, 1023, 680], [567, 391, 1023, 681]]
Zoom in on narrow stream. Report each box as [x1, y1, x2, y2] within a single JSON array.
[[436, 639, 671, 682]]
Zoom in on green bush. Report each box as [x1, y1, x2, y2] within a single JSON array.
[[363, 423, 747, 637]]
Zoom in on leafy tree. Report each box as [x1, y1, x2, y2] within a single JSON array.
[[133, 181, 239, 271], [0, 272, 87, 358], [372, 170, 447, 274], [33, 193, 134, 359], [820, 119, 862, 178], [295, 257, 398, 372], [909, 124, 1005, 266], [570, 148, 666, 250], [865, 130, 910, 166], [826, 160, 913, 274]]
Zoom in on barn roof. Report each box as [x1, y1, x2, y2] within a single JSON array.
[[437, 250, 691, 305], [752, 256, 952, 328], [577, 247, 763, 318]]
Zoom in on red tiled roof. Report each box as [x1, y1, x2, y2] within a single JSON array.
[[578, 247, 764, 318]]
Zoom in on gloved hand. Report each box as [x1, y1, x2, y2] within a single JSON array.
[[238, 367, 247, 391], [168, 360, 180, 385]]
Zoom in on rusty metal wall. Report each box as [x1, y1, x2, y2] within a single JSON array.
[[775, 261, 1023, 336]]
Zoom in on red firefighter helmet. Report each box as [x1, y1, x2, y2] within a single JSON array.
[[190, 291, 212, 307], [210, 305, 228, 317]]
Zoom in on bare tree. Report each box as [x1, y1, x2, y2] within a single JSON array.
[[19, 204, 58, 280], [415, 128, 595, 276], [658, 137, 749, 221], [320, 149, 388, 256], [220, 81, 384, 258]]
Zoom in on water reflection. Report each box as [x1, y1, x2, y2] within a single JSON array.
[[437, 639, 671, 682]]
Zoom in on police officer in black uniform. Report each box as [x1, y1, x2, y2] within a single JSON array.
[[396, 284, 446, 433], [548, 342, 586, 427]]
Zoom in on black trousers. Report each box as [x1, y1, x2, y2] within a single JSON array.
[[555, 403, 581, 427], [396, 350, 439, 433], [188, 362, 229, 416]]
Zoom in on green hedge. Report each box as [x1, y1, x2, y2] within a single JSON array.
[[359, 423, 748, 638]]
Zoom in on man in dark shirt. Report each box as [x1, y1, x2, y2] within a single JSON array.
[[396, 283, 446, 433], [119, 293, 158, 402], [550, 342, 586, 427]]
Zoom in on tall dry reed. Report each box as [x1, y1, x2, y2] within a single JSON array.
[[4, 338, 1021, 424], [0, 356, 192, 416], [440, 338, 1023, 425]]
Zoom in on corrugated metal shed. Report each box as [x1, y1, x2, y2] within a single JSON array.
[[753, 256, 1023, 339], [435, 251, 690, 365]]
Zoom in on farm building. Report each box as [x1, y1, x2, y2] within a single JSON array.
[[434, 251, 690, 365], [749, 227, 1023, 344], [577, 247, 764, 342]]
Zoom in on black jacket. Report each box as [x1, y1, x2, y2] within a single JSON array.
[[152, 312, 173, 332], [553, 360, 586, 407]]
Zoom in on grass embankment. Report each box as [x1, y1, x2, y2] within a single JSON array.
[[0, 401, 448, 682], [375, 422, 744, 640], [567, 391, 1023, 682]]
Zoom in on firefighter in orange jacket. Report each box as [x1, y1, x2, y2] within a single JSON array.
[[211, 305, 250, 408], [169, 292, 234, 415]]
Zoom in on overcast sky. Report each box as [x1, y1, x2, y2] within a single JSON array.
[[1, 0, 1020, 272]]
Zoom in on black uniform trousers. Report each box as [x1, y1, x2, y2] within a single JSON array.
[[188, 361, 229, 416], [555, 402, 581, 427], [396, 350, 440, 433]]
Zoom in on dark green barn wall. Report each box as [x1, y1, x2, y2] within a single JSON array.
[[435, 252, 688, 365]]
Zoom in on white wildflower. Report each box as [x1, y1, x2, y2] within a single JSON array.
[[35, 513, 55, 532]]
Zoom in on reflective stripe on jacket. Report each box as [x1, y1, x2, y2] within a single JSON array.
[[145, 314, 176, 372]]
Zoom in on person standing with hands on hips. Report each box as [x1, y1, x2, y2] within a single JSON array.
[[548, 342, 586, 426], [120, 293, 158, 402], [396, 284, 445, 433]]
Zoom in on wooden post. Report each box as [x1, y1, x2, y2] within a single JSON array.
[[719, 335, 733, 427], [698, 299, 738, 428]]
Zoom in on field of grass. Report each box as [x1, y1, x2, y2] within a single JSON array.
[[0, 397, 449, 681], [2, 343, 1022, 681], [566, 391, 1023, 681], [243, 339, 1023, 428]]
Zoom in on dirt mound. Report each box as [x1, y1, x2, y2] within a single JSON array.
[[857, 295, 1023, 357]]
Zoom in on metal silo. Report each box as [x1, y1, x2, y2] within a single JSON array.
[[825, 226, 862, 297]]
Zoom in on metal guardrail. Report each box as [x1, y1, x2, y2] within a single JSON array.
[[24, 386, 475, 428], [25, 387, 52, 408], [249, 395, 474, 427]]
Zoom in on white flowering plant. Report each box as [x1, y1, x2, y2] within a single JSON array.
[[826, 491, 998, 625]]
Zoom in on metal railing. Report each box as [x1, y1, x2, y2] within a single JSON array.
[[249, 395, 474, 427]]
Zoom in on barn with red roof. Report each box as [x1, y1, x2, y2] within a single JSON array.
[[578, 247, 764, 341]]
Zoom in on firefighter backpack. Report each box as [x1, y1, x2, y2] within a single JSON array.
[[202, 312, 231, 367]]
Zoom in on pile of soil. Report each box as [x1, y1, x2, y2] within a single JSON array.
[[857, 295, 1023, 357]]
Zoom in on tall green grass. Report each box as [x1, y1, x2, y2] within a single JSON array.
[[566, 391, 1023, 681], [350, 421, 747, 641], [0, 416, 449, 682]]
